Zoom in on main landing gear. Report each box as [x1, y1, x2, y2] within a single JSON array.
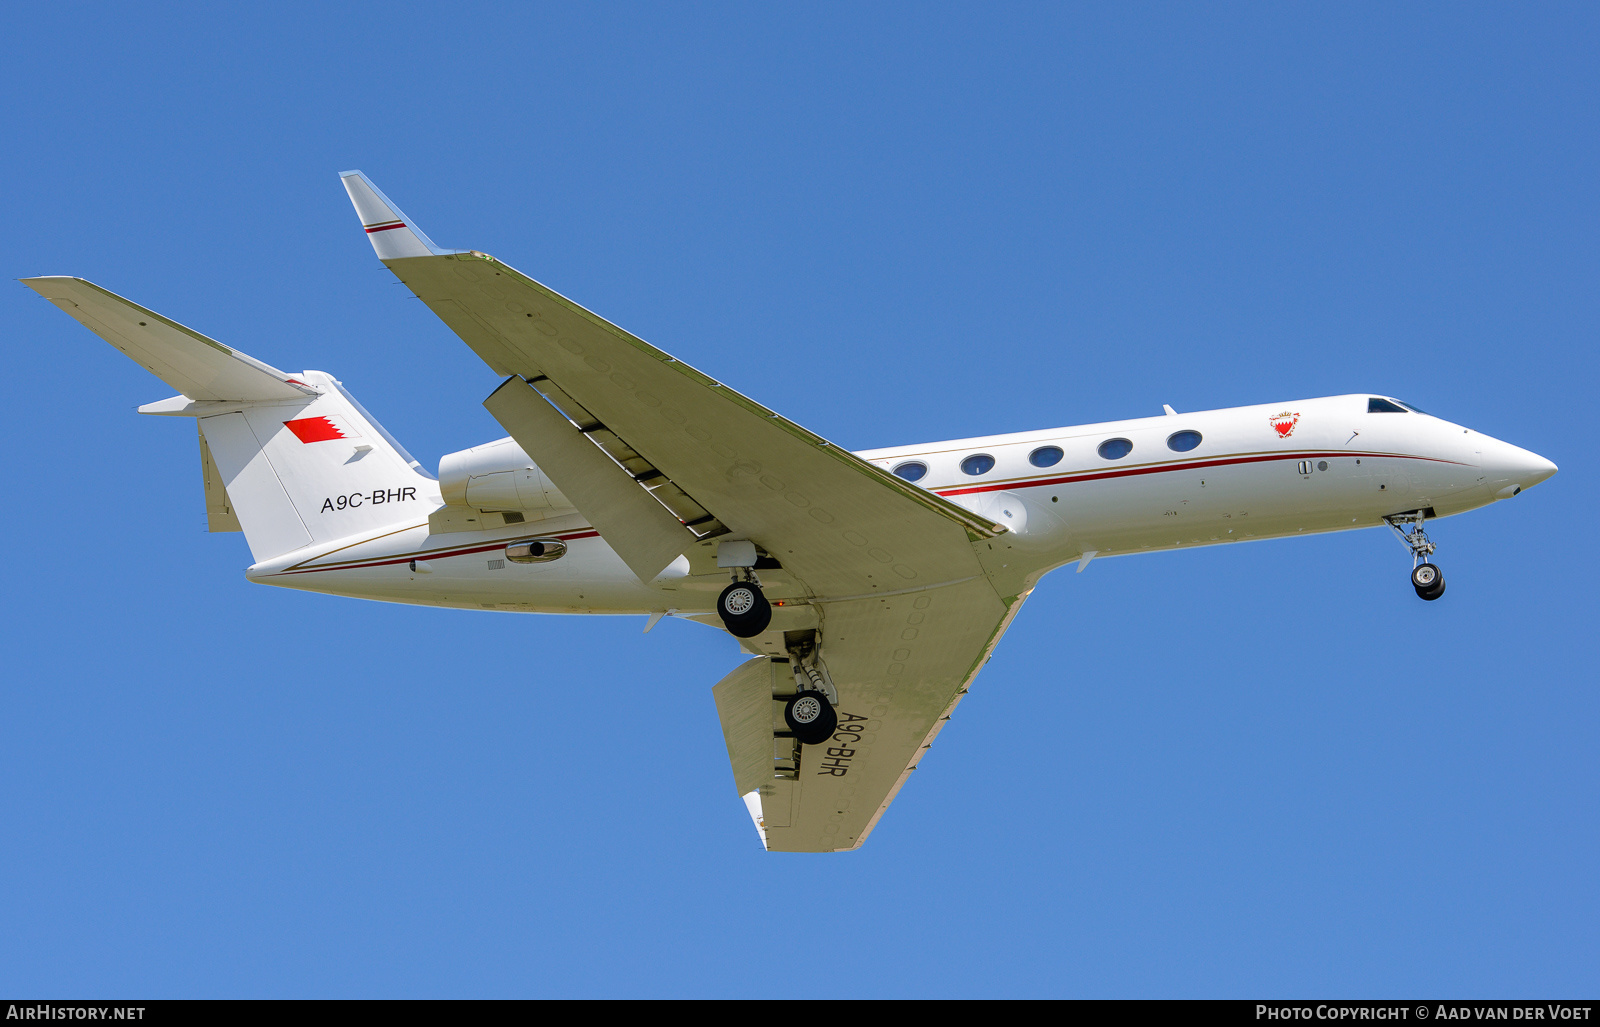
[[716, 573, 772, 637], [713, 563, 840, 745], [783, 640, 839, 746], [1386, 511, 1445, 601]]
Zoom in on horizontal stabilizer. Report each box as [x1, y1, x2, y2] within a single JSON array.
[[21, 277, 316, 403], [340, 170, 463, 261]]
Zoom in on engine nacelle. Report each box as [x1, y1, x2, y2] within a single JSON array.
[[437, 437, 573, 513]]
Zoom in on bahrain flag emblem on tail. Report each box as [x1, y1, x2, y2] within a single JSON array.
[[283, 415, 362, 443]]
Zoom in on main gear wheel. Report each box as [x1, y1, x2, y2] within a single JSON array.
[[784, 691, 838, 746], [716, 580, 772, 637]]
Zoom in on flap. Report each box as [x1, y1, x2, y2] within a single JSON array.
[[483, 375, 693, 582], [712, 657, 784, 799]]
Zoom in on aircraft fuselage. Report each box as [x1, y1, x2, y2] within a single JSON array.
[[247, 392, 1555, 615]]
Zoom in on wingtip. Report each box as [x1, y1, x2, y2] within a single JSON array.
[[19, 276, 86, 298], [338, 170, 464, 260]]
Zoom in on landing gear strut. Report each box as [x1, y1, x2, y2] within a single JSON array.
[[783, 639, 839, 746], [1387, 511, 1445, 601], [716, 573, 772, 637]]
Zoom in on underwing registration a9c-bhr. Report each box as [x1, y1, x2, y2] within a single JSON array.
[[23, 172, 1557, 852]]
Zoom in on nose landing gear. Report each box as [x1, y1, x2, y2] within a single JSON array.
[[1387, 511, 1445, 601]]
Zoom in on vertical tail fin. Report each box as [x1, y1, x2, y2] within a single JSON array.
[[185, 371, 439, 561]]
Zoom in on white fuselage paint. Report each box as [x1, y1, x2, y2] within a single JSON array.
[[246, 394, 1556, 613]]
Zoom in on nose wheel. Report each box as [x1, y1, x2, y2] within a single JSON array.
[[1387, 511, 1446, 602], [716, 575, 772, 637], [1410, 562, 1446, 601]]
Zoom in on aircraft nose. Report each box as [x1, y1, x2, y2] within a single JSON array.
[[1524, 452, 1558, 486], [1484, 439, 1557, 498]]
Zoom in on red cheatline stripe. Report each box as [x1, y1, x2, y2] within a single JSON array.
[[275, 529, 602, 576], [275, 450, 1463, 573], [364, 221, 407, 234], [933, 450, 1467, 497]]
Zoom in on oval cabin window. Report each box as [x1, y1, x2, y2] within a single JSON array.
[[1029, 446, 1064, 467], [1166, 430, 1202, 452], [1097, 438, 1133, 460], [892, 461, 927, 482], [960, 454, 996, 476]]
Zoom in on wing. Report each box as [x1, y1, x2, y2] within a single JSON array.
[[338, 172, 1003, 594], [342, 172, 1032, 850], [715, 578, 1025, 851]]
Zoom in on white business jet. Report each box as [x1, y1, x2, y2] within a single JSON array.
[[22, 172, 1557, 852]]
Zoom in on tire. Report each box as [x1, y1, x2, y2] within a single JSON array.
[[784, 691, 838, 746], [717, 581, 772, 638], [1412, 563, 1446, 601], [1411, 564, 1441, 590]]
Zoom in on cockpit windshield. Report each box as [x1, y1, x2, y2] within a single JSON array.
[[1368, 397, 1408, 413], [1396, 400, 1429, 414]]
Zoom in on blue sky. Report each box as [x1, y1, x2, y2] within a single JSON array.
[[2, 2, 1595, 997]]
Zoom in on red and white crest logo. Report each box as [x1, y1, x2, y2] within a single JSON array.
[[283, 415, 361, 444], [1269, 411, 1300, 438]]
